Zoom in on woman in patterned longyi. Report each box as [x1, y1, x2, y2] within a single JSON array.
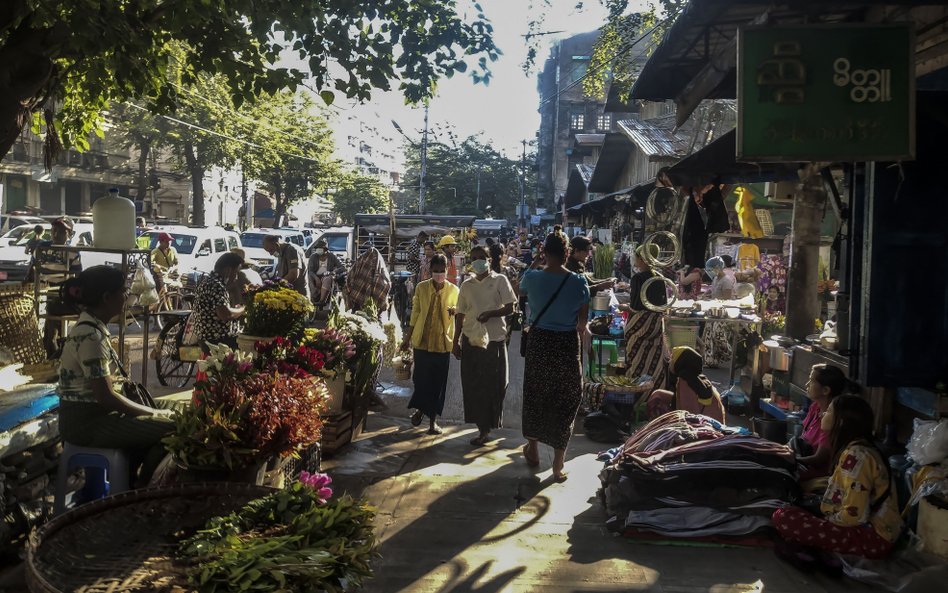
[[519, 230, 590, 482]]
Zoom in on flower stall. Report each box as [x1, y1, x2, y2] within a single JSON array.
[[237, 281, 315, 352]]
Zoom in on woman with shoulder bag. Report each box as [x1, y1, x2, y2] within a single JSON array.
[[518, 231, 590, 481], [58, 266, 176, 486]]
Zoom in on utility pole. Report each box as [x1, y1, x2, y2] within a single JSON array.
[[419, 103, 429, 214], [241, 167, 251, 231], [519, 139, 527, 230], [475, 170, 481, 212]]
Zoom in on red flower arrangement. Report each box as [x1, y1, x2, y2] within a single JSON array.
[[254, 336, 327, 379]]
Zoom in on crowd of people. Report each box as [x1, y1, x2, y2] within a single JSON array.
[[35, 214, 898, 566]]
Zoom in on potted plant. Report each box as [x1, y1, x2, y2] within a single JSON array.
[[163, 344, 329, 483], [237, 281, 314, 354]]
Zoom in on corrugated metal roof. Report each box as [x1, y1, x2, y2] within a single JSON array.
[[616, 116, 689, 160], [573, 134, 606, 147], [576, 164, 595, 184]]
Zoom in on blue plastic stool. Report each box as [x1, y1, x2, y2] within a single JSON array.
[[54, 443, 130, 515]]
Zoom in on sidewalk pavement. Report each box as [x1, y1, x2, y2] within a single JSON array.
[[323, 414, 871, 593]]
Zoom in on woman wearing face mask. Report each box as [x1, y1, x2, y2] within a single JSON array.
[[773, 395, 902, 563], [453, 246, 518, 446], [401, 254, 459, 435], [307, 239, 343, 304], [618, 245, 669, 390]]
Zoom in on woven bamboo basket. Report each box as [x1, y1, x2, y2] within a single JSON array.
[[26, 483, 275, 593], [0, 285, 45, 365], [394, 360, 412, 381]]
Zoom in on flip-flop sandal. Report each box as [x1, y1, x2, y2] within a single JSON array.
[[553, 472, 569, 483], [427, 425, 443, 435], [522, 445, 540, 467], [410, 411, 423, 426], [470, 435, 488, 446]]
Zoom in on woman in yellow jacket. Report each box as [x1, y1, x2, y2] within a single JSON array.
[[400, 254, 459, 434]]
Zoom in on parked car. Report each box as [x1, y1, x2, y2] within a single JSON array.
[[0, 223, 94, 282], [0, 223, 51, 247], [239, 228, 305, 275], [0, 215, 46, 234], [137, 225, 241, 281], [306, 226, 354, 265]]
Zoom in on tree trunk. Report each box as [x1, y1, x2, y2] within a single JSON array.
[[785, 165, 828, 339], [272, 177, 284, 228], [184, 140, 205, 226], [135, 139, 151, 202], [0, 33, 57, 162]]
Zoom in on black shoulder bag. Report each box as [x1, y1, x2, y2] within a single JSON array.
[[76, 321, 158, 408], [520, 273, 571, 357]]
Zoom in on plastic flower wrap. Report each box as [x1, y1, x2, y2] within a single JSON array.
[[382, 320, 404, 368], [302, 327, 356, 377], [243, 281, 314, 339]]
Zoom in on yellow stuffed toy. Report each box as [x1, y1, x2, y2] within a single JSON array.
[[735, 186, 764, 239]]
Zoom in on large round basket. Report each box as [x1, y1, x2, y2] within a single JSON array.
[[26, 482, 275, 593]]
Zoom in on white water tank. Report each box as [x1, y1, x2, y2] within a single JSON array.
[[93, 188, 136, 250]]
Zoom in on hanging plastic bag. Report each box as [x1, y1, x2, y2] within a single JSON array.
[[130, 268, 159, 306], [907, 418, 948, 466], [467, 319, 489, 349]]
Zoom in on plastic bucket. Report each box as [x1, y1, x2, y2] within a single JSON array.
[[752, 417, 788, 443]]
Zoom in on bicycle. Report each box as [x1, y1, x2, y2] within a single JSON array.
[[153, 312, 199, 388]]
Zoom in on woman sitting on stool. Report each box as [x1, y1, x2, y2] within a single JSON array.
[[57, 266, 175, 486], [639, 346, 726, 423]]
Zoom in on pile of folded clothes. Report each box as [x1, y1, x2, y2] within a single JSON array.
[[598, 410, 800, 538]]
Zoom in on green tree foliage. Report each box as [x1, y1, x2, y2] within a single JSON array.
[[242, 92, 340, 228], [524, 1, 685, 101], [401, 134, 537, 219], [0, 0, 500, 162], [107, 102, 171, 204], [331, 173, 391, 225]]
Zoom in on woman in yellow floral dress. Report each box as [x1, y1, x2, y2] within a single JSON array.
[[772, 395, 902, 560]]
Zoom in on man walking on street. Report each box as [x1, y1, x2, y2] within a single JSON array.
[[263, 235, 308, 297], [438, 235, 460, 285], [407, 230, 428, 280]]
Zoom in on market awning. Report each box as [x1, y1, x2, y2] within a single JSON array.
[[567, 181, 655, 214], [587, 133, 635, 193], [667, 128, 801, 186], [616, 116, 689, 161], [564, 164, 595, 209], [628, 0, 948, 126]]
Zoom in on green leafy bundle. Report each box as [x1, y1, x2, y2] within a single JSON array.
[[180, 483, 377, 593], [592, 244, 617, 280]]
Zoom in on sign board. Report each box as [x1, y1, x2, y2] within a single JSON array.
[[530, 215, 541, 226], [737, 24, 915, 162]]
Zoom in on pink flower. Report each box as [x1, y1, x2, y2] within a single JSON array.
[[299, 471, 334, 502]]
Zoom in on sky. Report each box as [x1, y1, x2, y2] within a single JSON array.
[[326, 0, 620, 159]]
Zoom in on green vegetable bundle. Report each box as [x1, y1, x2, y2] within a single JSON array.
[[181, 482, 377, 593], [592, 243, 616, 280]]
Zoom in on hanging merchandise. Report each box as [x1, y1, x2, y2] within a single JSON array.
[[645, 186, 681, 228], [641, 231, 681, 269], [735, 186, 765, 239], [702, 185, 730, 235], [640, 275, 678, 313]]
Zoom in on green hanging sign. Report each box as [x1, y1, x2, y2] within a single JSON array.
[[737, 24, 915, 162]]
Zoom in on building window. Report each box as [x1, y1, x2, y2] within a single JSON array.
[[597, 113, 612, 131], [570, 111, 585, 131]]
